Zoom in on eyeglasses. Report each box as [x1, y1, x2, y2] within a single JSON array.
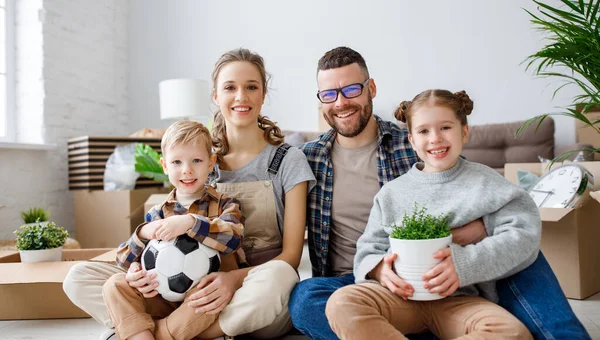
[[316, 78, 370, 103]]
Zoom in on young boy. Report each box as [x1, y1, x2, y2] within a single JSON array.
[[103, 120, 245, 340]]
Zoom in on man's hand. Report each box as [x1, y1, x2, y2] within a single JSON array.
[[422, 248, 459, 297], [451, 218, 487, 246], [369, 253, 414, 300], [187, 271, 243, 314], [155, 215, 195, 241], [125, 262, 159, 298]]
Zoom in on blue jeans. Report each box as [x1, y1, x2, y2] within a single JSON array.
[[496, 251, 590, 340], [289, 252, 589, 340]]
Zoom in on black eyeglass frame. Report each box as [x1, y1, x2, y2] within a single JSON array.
[[316, 78, 371, 103]]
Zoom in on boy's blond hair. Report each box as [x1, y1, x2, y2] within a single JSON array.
[[161, 120, 212, 156]]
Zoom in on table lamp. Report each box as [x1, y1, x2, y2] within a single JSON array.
[[159, 79, 210, 122]]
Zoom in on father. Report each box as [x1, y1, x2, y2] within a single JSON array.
[[288, 46, 589, 340]]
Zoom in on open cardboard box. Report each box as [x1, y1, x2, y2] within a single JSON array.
[[504, 161, 600, 299], [0, 248, 116, 320]]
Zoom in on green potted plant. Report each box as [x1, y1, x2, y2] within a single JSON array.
[[20, 207, 50, 226], [389, 205, 452, 301], [134, 143, 169, 185], [517, 0, 600, 162], [14, 221, 69, 263]]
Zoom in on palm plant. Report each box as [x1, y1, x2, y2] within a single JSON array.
[[516, 0, 600, 162]]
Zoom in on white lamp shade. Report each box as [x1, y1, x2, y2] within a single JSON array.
[[159, 79, 209, 120]]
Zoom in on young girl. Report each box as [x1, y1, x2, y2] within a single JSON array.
[[325, 89, 541, 339]]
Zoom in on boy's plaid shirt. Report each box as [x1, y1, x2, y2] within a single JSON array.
[[300, 115, 418, 277], [116, 186, 245, 270]]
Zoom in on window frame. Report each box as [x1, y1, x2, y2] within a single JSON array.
[[0, 0, 14, 142]]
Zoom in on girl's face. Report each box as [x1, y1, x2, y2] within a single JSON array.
[[408, 104, 469, 173], [213, 61, 265, 129]]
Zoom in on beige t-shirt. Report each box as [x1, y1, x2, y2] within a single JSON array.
[[329, 138, 380, 276]]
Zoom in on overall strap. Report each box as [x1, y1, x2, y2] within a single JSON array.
[[267, 143, 292, 175]]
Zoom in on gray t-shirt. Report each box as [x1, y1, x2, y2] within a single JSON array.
[[210, 144, 316, 234]]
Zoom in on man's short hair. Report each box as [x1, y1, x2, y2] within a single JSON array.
[[161, 120, 212, 156], [317, 46, 370, 79]]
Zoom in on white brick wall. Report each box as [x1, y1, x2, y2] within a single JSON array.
[[0, 0, 129, 240]]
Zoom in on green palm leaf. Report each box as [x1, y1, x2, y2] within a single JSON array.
[[134, 143, 169, 183]]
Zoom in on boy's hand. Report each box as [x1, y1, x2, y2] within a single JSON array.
[[422, 248, 459, 297], [138, 220, 164, 240], [369, 253, 414, 300], [125, 262, 159, 298], [154, 215, 195, 241], [187, 271, 243, 314]]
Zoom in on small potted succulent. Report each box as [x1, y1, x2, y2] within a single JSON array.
[[389, 204, 452, 301], [14, 221, 69, 263], [20, 207, 50, 227]]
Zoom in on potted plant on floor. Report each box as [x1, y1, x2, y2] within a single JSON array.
[[20, 206, 50, 226], [14, 221, 69, 263], [389, 205, 452, 301]]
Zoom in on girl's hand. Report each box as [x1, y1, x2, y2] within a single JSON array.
[[187, 271, 243, 314], [125, 262, 159, 298], [369, 253, 414, 300], [422, 248, 459, 297], [154, 215, 194, 241]]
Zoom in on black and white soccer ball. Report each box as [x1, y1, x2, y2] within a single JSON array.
[[141, 234, 220, 302]]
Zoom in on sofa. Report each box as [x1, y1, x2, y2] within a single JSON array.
[[283, 117, 592, 174]]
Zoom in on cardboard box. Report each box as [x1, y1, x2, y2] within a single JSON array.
[[144, 193, 170, 213], [575, 111, 600, 160], [74, 187, 168, 248], [68, 136, 164, 190], [504, 161, 600, 299], [0, 248, 115, 320]]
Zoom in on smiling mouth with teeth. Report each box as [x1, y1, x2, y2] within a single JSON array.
[[429, 149, 448, 155]]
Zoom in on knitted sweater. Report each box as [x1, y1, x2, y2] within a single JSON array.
[[354, 158, 541, 302]]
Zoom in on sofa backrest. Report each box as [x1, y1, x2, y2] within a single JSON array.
[[462, 118, 554, 171]]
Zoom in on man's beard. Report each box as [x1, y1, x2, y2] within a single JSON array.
[[322, 93, 373, 138]]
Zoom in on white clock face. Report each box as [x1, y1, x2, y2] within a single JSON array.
[[529, 165, 586, 208]]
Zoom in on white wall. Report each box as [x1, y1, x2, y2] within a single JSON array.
[[128, 0, 578, 147], [0, 0, 129, 239]]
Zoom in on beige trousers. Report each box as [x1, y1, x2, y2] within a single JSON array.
[[326, 283, 532, 340], [63, 259, 298, 338]]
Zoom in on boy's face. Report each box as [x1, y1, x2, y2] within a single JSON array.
[[408, 105, 469, 173], [160, 142, 216, 196]]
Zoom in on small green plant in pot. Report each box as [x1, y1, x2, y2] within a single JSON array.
[[14, 221, 69, 263], [20, 207, 50, 225], [389, 204, 452, 301]]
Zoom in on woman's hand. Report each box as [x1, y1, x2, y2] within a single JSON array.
[[422, 248, 459, 297], [369, 253, 414, 300], [187, 270, 243, 314], [125, 262, 159, 298]]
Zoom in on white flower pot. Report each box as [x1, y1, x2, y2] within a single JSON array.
[[389, 235, 452, 301], [19, 246, 63, 263]]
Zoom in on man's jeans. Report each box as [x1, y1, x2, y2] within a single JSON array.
[[289, 251, 590, 340]]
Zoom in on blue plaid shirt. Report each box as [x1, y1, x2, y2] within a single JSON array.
[[300, 115, 418, 277]]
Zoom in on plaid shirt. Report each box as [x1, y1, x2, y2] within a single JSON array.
[[300, 115, 418, 277], [116, 185, 246, 270]]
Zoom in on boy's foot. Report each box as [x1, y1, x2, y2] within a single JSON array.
[[98, 328, 118, 340]]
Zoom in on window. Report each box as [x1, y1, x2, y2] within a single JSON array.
[[0, 0, 13, 142]]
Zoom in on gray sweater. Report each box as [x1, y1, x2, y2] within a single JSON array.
[[354, 158, 541, 302]]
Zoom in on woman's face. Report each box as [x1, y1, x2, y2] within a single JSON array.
[[213, 61, 265, 129]]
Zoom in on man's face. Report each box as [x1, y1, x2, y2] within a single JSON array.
[[317, 63, 375, 138]]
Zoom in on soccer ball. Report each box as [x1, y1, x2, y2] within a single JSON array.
[[141, 234, 221, 302]]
